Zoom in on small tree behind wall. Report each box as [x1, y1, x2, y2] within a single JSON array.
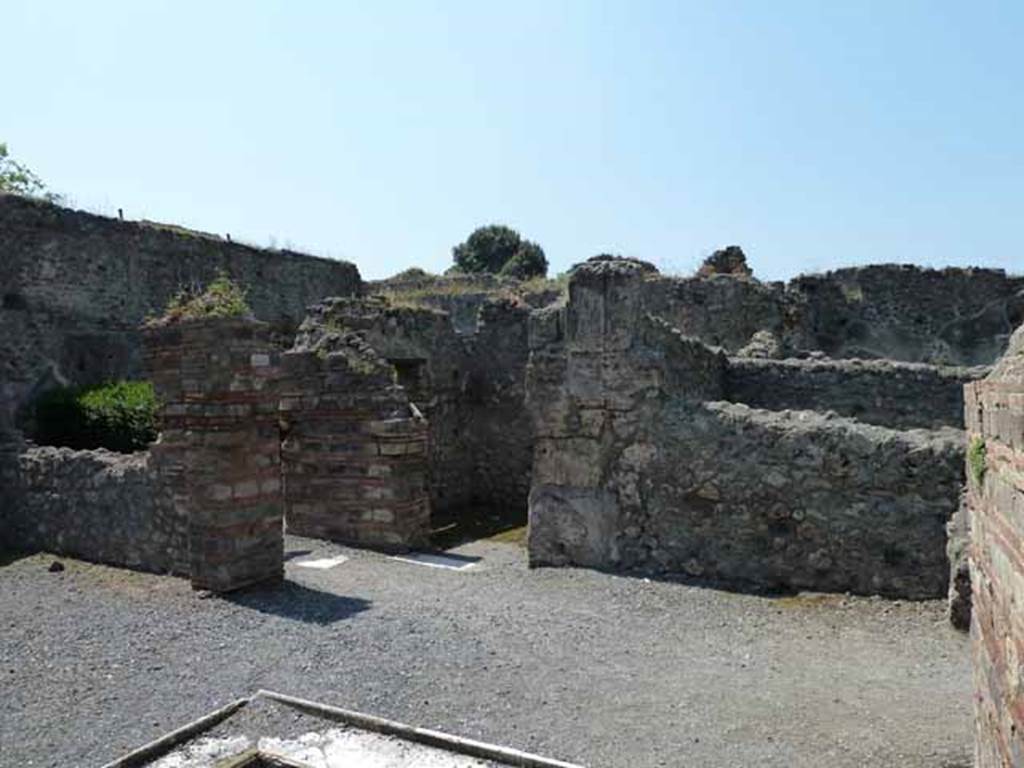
[[0, 142, 62, 203], [452, 224, 548, 279]]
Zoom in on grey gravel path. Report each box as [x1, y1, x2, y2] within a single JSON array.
[[0, 536, 972, 767]]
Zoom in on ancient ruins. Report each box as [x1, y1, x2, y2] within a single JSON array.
[[2, 191, 1024, 765]]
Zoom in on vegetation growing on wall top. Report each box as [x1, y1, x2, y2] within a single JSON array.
[[158, 272, 252, 323]]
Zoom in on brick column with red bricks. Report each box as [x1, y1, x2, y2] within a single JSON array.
[[965, 324, 1024, 767], [144, 318, 283, 592]]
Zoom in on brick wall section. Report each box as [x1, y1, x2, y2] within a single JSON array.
[[294, 296, 533, 521], [965, 324, 1024, 767], [279, 342, 430, 550], [143, 318, 284, 592]]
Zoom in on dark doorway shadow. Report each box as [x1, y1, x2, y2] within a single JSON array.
[[429, 502, 527, 550], [0, 548, 39, 568], [223, 579, 371, 625], [283, 548, 314, 562]]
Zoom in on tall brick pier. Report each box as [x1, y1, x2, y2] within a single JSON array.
[[965, 324, 1024, 766], [144, 318, 284, 592]]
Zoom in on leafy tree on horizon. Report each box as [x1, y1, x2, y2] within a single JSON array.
[[0, 142, 62, 203], [452, 224, 548, 279]]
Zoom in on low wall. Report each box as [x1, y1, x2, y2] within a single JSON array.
[[619, 403, 958, 597], [964, 325, 1024, 766], [726, 357, 988, 430], [3, 445, 186, 574]]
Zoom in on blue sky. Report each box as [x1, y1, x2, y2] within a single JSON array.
[[5, 1, 1022, 280]]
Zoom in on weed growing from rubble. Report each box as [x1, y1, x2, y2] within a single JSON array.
[[160, 271, 251, 322]]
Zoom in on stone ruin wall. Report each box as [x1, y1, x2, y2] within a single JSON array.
[[368, 271, 564, 334], [0, 444, 185, 575], [645, 261, 1024, 365], [2, 198, 1023, 603], [726, 357, 986, 431], [635, 403, 962, 596], [527, 257, 967, 598], [792, 265, 1024, 365], [1, 314, 435, 587], [0, 194, 361, 431], [4, 204, 1024, 764], [964, 325, 1024, 766], [294, 295, 534, 524], [3, 317, 292, 586], [279, 337, 430, 551], [296, 298, 475, 514]]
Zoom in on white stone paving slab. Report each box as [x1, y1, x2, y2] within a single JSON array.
[[389, 552, 479, 571], [293, 555, 350, 570]]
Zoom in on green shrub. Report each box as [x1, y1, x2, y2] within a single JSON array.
[[33, 380, 158, 453], [968, 437, 987, 487], [499, 240, 548, 279], [160, 272, 251, 323], [452, 224, 548, 278]]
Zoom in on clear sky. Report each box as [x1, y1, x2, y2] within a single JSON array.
[[5, 1, 1022, 280]]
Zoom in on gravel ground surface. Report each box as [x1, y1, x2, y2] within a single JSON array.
[[0, 536, 972, 768]]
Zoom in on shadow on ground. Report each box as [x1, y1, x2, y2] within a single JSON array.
[[430, 503, 527, 550], [224, 579, 371, 625], [0, 549, 34, 568]]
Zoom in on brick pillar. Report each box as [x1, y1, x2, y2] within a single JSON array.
[[279, 343, 430, 551], [965, 325, 1024, 767], [143, 318, 283, 592]]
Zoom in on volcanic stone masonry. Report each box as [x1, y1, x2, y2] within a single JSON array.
[[526, 256, 965, 597], [144, 317, 284, 592], [726, 356, 987, 430], [964, 324, 1024, 767], [642, 254, 1024, 364], [0, 444, 185, 574]]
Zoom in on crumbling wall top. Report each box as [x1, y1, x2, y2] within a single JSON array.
[[697, 245, 753, 278]]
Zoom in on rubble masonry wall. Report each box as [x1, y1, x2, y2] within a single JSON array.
[[726, 356, 987, 430], [527, 257, 964, 597]]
